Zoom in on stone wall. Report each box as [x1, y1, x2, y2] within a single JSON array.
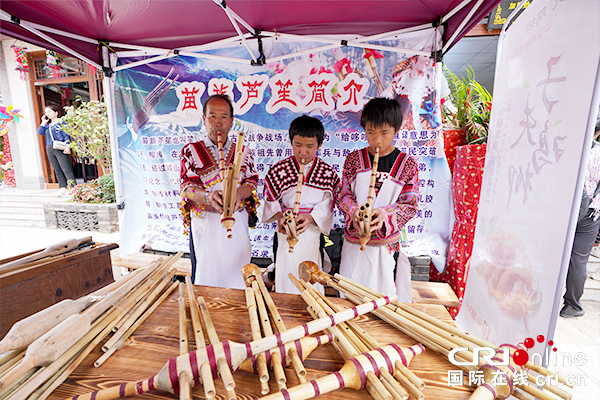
[[43, 203, 118, 233]]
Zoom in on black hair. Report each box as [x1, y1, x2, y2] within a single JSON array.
[[203, 94, 234, 117], [288, 115, 325, 145], [45, 104, 62, 117], [360, 98, 403, 131]]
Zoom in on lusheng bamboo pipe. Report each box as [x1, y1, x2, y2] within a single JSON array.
[[257, 344, 424, 400], [242, 263, 308, 385], [298, 273, 423, 399], [283, 158, 305, 253], [292, 274, 419, 400], [0, 236, 92, 272], [177, 283, 192, 400], [94, 280, 179, 368], [65, 295, 395, 400], [0, 255, 180, 389], [220, 130, 245, 238], [184, 277, 215, 399], [245, 287, 271, 395], [292, 278, 393, 400], [331, 273, 572, 400], [0, 267, 143, 355], [358, 147, 379, 250], [197, 296, 237, 400]]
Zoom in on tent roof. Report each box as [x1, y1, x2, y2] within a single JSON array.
[[1, 0, 500, 68]]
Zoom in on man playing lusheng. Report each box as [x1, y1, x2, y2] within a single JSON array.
[[262, 115, 340, 294], [337, 98, 419, 302], [180, 94, 259, 289]]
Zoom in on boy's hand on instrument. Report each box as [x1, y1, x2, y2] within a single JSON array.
[[351, 208, 362, 232], [370, 209, 384, 233], [277, 215, 287, 234], [296, 214, 314, 235], [209, 190, 224, 212]]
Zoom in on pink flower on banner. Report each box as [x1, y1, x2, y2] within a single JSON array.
[[333, 58, 352, 75], [363, 48, 384, 59]]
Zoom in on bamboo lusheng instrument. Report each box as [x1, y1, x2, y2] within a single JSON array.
[[184, 277, 216, 399], [178, 283, 193, 400], [257, 344, 424, 400], [0, 236, 92, 272], [65, 295, 395, 400], [94, 269, 178, 367], [323, 272, 572, 400], [0, 268, 143, 355], [291, 274, 416, 400], [242, 264, 308, 386], [4, 281, 177, 400], [197, 296, 237, 400], [358, 147, 379, 250], [245, 286, 272, 395], [283, 158, 305, 253], [219, 130, 246, 238], [294, 270, 424, 400], [0, 254, 181, 389]]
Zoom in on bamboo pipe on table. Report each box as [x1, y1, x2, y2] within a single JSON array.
[[93, 278, 179, 368], [257, 343, 424, 400], [245, 287, 271, 395], [184, 277, 216, 399], [358, 148, 379, 250], [0, 266, 144, 355], [252, 280, 288, 391], [219, 131, 245, 238], [0, 255, 180, 389], [282, 158, 305, 253], [243, 264, 308, 384], [293, 286, 393, 400], [291, 275, 409, 400], [178, 283, 193, 400], [331, 274, 572, 400], [0, 236, 92, 272], [197, 296, 237, 400], [65, 295, 395, 400]]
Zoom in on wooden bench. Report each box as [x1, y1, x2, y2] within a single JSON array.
[[113, 252, 460, 308]]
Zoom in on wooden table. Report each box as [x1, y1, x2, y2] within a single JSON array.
[[49, 286, 471, 399], [113, 252, 460, 308]]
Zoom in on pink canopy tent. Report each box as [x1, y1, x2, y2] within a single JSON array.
[[0, 0, 500, 70]]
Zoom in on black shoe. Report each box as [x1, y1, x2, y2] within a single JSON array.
[[559, 304, 585, 318]]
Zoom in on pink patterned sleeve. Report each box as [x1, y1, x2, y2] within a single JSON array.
[[376, 155, 419, 239]]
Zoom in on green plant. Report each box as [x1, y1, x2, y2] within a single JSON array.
[[442, 65, 493, 144], [70, 174, 115, 203], [60, 97, 112, 173]]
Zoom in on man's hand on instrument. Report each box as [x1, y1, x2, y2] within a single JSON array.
[[208, 190, 224, 213], [369, 208, 384, 233], [296, 214, 314, 235]]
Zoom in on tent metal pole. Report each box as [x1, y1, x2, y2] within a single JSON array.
[[114, 53, 178, 72], [116, 50, 167, 58], [442, 0, 473, 23], [265, 44, 340, 64], [0, 10, 102, 69], [26, 21, 98, 44], [214, 0, 257, 62], [103, 54, 125, 227], [221, 4, 256, 34], [354, 23, 433, 43], [443, 0, 485, 53], [179, 34, 252, 52], [177, 50, 252, 64], [349, 42, 429, 57]]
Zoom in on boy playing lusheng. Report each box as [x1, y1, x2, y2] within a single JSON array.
[[262, 115, 340, 294], [337, 98, 419, 302]]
